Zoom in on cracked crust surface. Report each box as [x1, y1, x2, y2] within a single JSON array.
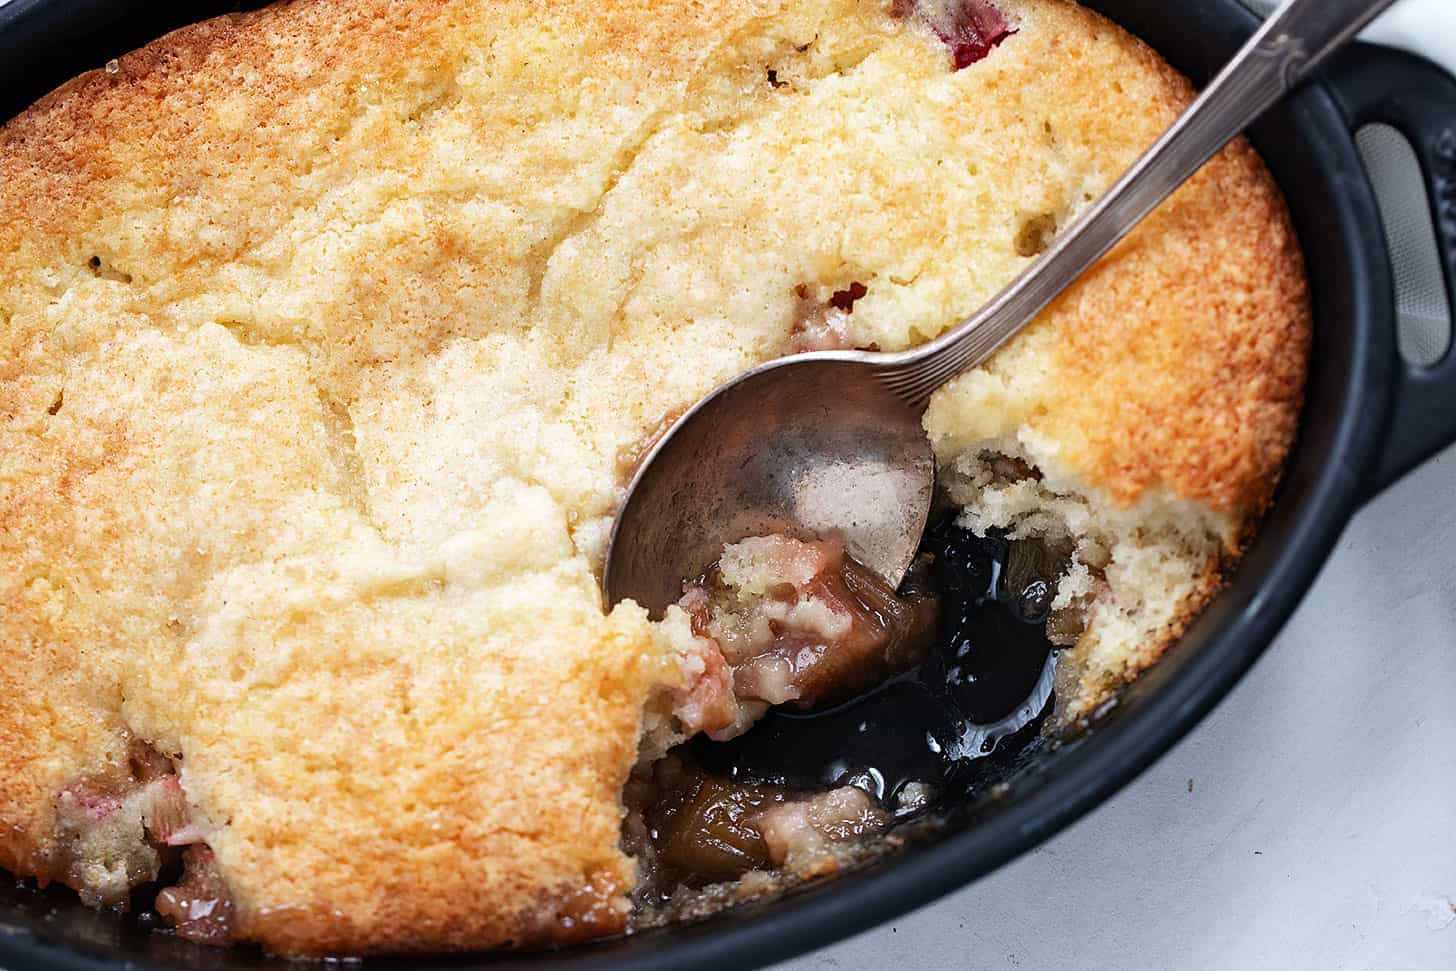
[[0, 0, 1306, 955]]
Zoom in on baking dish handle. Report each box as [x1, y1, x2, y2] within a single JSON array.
[[1325, 43, 1456, 498]]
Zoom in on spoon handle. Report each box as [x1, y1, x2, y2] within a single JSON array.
[[879, 0, 1398, 405]]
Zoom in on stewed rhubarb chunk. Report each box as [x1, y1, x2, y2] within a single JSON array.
[[671, 536, 937, 726], [155, 845, 236, 946], [648, 763, 788, 882], [50, 738, 207, 908], [633, 756, 891, 886], [753, 786, 887, 872]]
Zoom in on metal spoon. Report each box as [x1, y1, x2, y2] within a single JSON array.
[[604, 0, 1394, 614]]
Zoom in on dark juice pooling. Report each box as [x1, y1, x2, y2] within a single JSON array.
[[691, 518, 1061, 812]]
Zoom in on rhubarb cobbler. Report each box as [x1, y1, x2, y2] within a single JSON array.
[[0, 0, 1307, 957]]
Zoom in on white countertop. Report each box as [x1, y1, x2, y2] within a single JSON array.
[[777, 446, 1456, 969]]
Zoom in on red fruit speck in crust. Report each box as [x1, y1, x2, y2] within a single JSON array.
[[894, 0, 1017, 70], [828, 281, 868, 313]]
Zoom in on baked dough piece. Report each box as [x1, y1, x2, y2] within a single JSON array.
[[0, 0, 1306, 955]]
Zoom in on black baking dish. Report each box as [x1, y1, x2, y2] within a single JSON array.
[[1, 0, 1454, 968]]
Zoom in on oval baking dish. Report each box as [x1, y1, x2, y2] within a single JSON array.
[[0, 0, 1454, 969]]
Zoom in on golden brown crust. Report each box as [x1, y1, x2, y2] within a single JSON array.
[[915, 1, 1307, 715], [0, 0, 715, 954], [0, 0, 1308, 955], [922, 0, 1309, 524], [1044, 132, 1309, 516]]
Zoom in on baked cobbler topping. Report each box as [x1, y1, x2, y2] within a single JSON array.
[[0, 0, 1308, 953]]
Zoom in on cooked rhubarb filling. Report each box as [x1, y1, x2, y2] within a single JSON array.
[[625, 755, 887, 892], [624, 513, 1086, 908], [42, 739, 233, 944], [622, 536, 936, 902], [662, 536, 937, 740], [0, 0, 1306, 956]]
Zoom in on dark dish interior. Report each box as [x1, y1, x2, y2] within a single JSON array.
[[0, 0, 1399, 968]]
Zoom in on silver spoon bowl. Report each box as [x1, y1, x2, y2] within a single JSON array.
[[603, 0, 1394, 615], [604, 354, 933, 615]]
